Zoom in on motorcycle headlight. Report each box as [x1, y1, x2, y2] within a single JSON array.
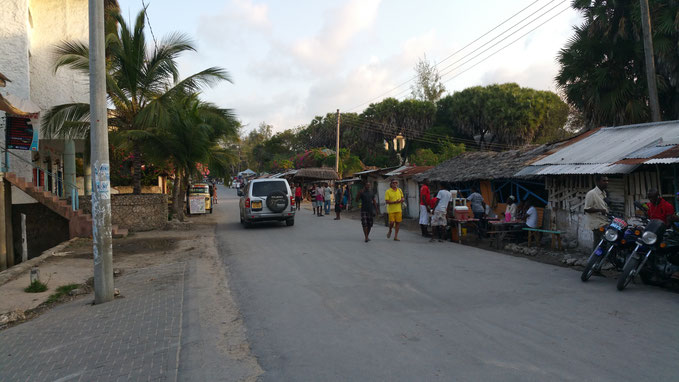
[[642, 231, 658, 245], [604, 228, 618, 242]]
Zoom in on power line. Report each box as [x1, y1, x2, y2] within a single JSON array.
[[346, 0, 561, 112], [388, 1, 569, 100]]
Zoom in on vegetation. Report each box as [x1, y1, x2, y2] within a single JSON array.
[[43, 8, 231, 194], [557, 0, 679, 128], [410, 55, 446, 102], [46, 284, 81, 304], [24, 280, 48, 293]]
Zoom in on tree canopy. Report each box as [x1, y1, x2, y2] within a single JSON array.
[[556, 0, 679, 127]]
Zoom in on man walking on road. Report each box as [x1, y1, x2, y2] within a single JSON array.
[[419, 180, 432, 237], [324, 183, 333, 215], [295, 183, 302, 211], [310, 184, 317, 214], [385, 179, 405, 241], [584, 175, 609, 250], [431, 188, 452, 242], [316, 183, 325, 216], [334, 183, 344, 220], [357, 183, 379, 242]]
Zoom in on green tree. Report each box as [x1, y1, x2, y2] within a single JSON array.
[[42, 8, 229, 194], [144, 94, 238, 220], [410, 54, 446, 102], [556, 0, 679, 127], [409, 149, 439, 166], [439, 83, 569, 147]]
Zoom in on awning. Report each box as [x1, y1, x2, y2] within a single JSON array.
[[0, 93, 40, 118]]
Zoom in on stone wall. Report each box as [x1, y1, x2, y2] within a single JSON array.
[[12, 203, 69, 261], [80, 194, 168, 232]]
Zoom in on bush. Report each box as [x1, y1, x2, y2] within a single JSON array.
[[24, 280, 48, 293]]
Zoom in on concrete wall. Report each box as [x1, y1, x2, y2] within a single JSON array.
[[553, 208, 592, 251], [29, 0, 89, 123], [12, 202, 70, 261], [80, 194, 169, 232]]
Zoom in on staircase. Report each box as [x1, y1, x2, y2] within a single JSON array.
[[4, 172, 128, 239]]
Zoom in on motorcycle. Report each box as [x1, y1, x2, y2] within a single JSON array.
[[581, 215, 641, 282], [616, 219, 679, 291]]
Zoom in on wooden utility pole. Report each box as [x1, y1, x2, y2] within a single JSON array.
[[640, 0, 661, 122], [335, 109, 340, 174]]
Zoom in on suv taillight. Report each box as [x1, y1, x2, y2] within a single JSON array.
[[245, 198, 250, 208], [290, 196, 295, 206]]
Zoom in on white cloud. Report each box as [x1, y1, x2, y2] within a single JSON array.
[[291, 0, 382, 72]]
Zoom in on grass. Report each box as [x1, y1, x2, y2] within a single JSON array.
[[46, 284, 81, 304], [24, 280, 48, 293]]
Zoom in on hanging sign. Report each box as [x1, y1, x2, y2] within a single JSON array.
[[6, 116, 38, 150]]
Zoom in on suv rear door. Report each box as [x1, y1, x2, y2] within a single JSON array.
[[251, 180, 289, 213]]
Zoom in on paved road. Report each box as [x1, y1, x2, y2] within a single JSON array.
[[217, 192, 679, 381]]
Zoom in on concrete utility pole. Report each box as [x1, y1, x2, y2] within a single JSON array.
[[335, 109, 340, 174], [639, 0, 661, 122], [89, 0, 114, 304]]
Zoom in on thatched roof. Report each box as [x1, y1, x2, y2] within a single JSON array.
[[415, 145, 553, 183], [293, 167, 339, 180]]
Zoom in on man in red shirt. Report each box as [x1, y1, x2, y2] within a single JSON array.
[[419, 180, 431, 237], [646, 189, 675, 225]]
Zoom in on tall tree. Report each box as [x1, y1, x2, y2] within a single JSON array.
[[143, 94, 239, 220], [439, 83, 569, 147], [410, 55, 446, 102], [42, 8, 229, 194], [556, 0, 679, 128]]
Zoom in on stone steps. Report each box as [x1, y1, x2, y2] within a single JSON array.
[[4, 172, 128, 239]]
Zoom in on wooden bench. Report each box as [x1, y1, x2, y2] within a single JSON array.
[[522, 228, 563, 250]]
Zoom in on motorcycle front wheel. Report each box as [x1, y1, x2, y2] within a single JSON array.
[[581, 251, 603, 282], [617, 256, 639, 291]]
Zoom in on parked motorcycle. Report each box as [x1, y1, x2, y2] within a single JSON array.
[[581, 215, 641, 281], [616, 219, 679, 291]]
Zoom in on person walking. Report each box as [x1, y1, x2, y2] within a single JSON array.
[[211, 180, 218, 205], [430, 188, 452, 242], [310, 184, 317, 214], [357, 183, 379, 242], [334, 183, 344, 220], [584, 175, 609, 251], [315, 183, 325, 216], [294, 183, 302, 211], [324, 183, 333, 215], [419, 180, 432, 237], [385, 179, 405, 241]]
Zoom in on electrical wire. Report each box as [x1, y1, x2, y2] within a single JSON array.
[[345, 0, 564, 112]]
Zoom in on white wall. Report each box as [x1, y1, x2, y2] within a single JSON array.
[[30, 0, 90, 128]]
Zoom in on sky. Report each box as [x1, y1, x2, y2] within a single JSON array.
[[117, 0, 584, 134]]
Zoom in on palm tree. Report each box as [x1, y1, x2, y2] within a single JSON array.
[[143, 94, 239, 220], [42, 8, 230, 194]]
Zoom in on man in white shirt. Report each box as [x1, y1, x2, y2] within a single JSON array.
[[430, 189, 452, 242], [525, 200, 538, 228], [584, 176, 609, 250]]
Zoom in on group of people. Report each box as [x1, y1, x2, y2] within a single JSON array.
[[295, 183, 348, 220], [356, 180, 404, 242], [584, 175, 679, 249]]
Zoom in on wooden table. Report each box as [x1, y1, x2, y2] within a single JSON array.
[[487, 221, 525, 249]]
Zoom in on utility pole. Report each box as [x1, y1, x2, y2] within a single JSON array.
[[335, 109, 340, 174], [640, 0, 661, 122], [89, 0, 114, 304]]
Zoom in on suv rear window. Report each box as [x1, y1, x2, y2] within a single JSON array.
[[252, 181, 287, 197]]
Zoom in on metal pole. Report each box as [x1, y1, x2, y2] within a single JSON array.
[[335, 109, 340, 174], [639, 0, 661, 122], [89, 0, 114, 304]]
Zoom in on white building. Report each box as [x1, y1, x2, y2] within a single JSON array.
[[0, 0, 90, 202]]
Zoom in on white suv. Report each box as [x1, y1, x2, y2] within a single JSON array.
[[238, 178, 296, 227]]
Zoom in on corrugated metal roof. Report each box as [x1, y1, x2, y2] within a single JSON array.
[[515, 163, 639, 176], [530, 121, 679, 166], [517, 121, 679, 177], [644, 158, 679, 164], [383, 165, 433, 177], [625, 142, 669, 158]]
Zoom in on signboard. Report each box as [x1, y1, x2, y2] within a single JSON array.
[[6, 116, 38, 151], [189, 195, 206, 214]]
